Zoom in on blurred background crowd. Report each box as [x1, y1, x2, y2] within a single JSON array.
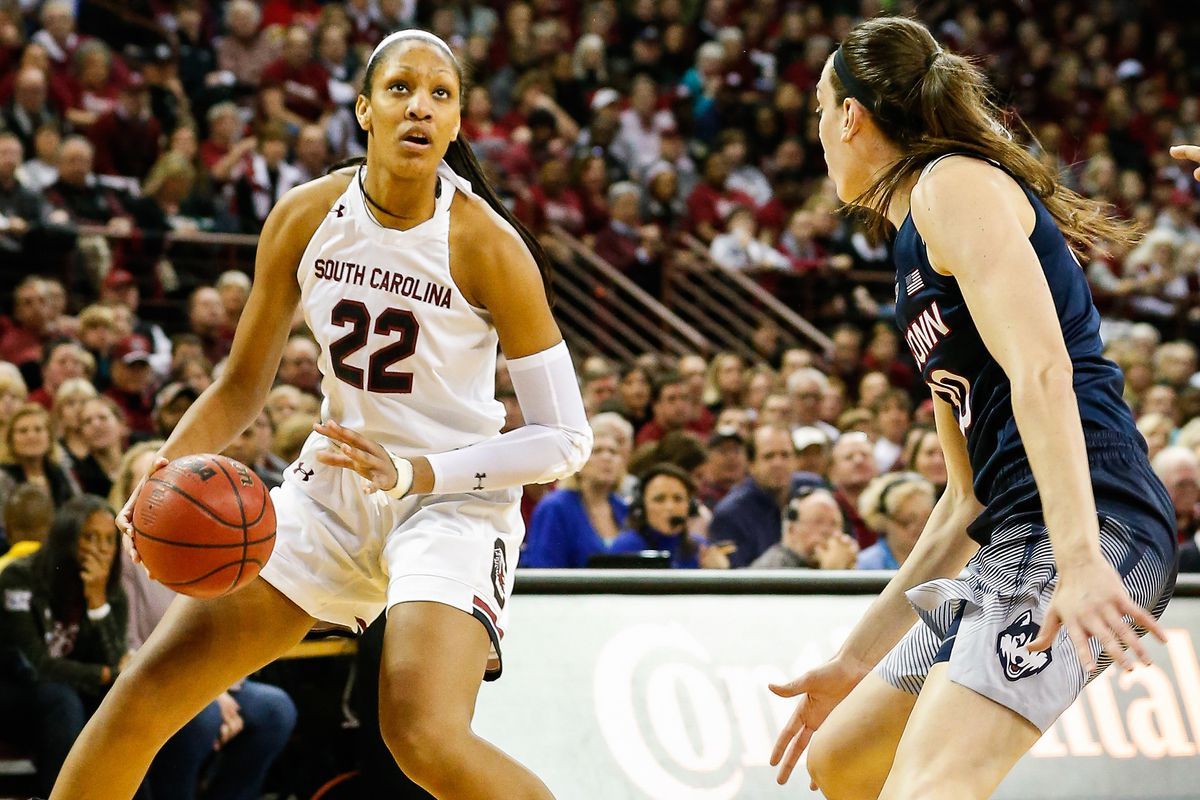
[[0, 0, 1199, 796]]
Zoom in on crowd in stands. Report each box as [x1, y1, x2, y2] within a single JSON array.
[[0, 0, 1199, 794]]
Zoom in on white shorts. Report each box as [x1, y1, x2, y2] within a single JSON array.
[[258, 448, 524, 680]]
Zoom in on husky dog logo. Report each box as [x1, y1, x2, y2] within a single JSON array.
[[491, 538, 508, 610], [996, 609, 1052, 681]]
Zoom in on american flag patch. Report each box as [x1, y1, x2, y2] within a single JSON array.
[[905, 271, 925, 296]]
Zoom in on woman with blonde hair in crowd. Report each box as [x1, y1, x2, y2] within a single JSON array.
[[1136, 412, 1175, 462], [522, 417, 631, 568], [1, 403, 79, 505], [53, 377, 98, 467], [75, 396, 127, 497], [856, 472, 937, 570], [702, 352, 747, 414]]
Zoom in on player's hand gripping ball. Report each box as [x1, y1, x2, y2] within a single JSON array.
[[131, 454, 276, 598]]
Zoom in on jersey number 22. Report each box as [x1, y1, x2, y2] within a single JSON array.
[[329, 299, 419, 393]]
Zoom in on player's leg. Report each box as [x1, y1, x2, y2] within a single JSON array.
[[878, 663, 1040, 800], [377, 601, 553, 800], [805, 673, 918, 800], [50, 578, 315, 800]]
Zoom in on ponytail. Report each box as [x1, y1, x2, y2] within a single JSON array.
[[444, 136, 555, 304], [834, 17, 1138, 255]]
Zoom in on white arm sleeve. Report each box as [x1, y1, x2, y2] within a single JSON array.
[[422, 341, 593, 494]]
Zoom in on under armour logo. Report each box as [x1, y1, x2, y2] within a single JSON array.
[[474, 472, 486, 490], [294, 461, 314, 482], [332, 204, 346, 218]]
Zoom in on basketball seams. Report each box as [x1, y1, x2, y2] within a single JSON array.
[[211, 458, 252, 594], [160, 558, 268, 589], [131, 521, 275, 548], [144, 476, 246, 528]]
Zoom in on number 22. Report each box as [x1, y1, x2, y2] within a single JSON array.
[[328, 299, 420, 393]]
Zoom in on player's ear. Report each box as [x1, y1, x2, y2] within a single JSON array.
[[355, 95, 371, 132]]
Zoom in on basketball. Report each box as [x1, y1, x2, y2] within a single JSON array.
[[131, 454, 277, 599]]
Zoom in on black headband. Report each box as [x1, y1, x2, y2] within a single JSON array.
[[833, 46, 880, 113]]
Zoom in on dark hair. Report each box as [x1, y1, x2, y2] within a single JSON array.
[[34, 495, 120, 625], [831, 16, 1137, 253], [650, 370, 687, 404], [627, 462, 698, 563], [2, 483, 53, 539], [357, 31, 554, 301]]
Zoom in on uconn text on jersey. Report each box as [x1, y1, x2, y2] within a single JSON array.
[[313, 258, 454, 308]]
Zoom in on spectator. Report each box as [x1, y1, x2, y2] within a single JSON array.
[[1, 402, 80, 505], [702, 352, 746, 413], [28, 339, 89, 409], [787, 367, 840, 441], [856, 473, 936, 570], [260, 25, 331, 126], [522, 421, 629, 568], [828, 431, 880, 548], [88, 76, 160, 180], [1151, 446, 1200, 544], [2, 70, 61, 166], [74, 396, 125, 497], [751, 487, 858, 569], [610, 463, 728, 569], [0, 484, 53, 573], [152, 381, 197, 439], [264, 383, 303, 431], [278, 335, 321, 396], [65, 40, 122, 130], [580, 359, 618, 418], [0, 276, 53, 374], [214, 0, 281, 91], [54, 376, 98, 469], [292, 123, 331, 184], [217, 270, 252, 331], [635, 370, 694, 446], [17, 122, 62, 192], [792, 426, 831, 476], [43, 135, 132, 234], [0, 495, 127, 797], [710, 424, 797, 567], [709, 205, 792, 271], [718, 128, 772, 208], [696, 426, 749, 508], [32, 0, 86, 80], [593, 181, 664, 296], [904, 426, 947, 495], [130, 152, 216, 243], [223, 411, 285, 489], [232, 123, 304, 233], [0, 361, 29, 433], [1136, 411, 1174, 462], [612, 364, 652, 431], [99, 269, 171, 378], [686, 151, 756, 243], [871, 389, 913, 473], [187, 286, 234, 365], [103, 334, 156, 437], [200, 102, 256, 187], [613, 73, 676, 180]]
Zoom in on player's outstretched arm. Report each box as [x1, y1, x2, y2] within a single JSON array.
[[768, 394, 981, 783], [1170, 144, 1200, 180], [912, 157, 1166, 671]]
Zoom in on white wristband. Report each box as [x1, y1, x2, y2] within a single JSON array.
[[384, 452, 414, 499], [87, 603, 112, 621]]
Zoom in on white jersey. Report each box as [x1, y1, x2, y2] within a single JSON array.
[[294, 162, 505, 463]]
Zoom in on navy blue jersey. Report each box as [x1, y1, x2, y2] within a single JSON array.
[[892, 157, 1171, 545]]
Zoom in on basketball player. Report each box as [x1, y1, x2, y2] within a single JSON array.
[[768, 18, 1176, 799], [50, 31, 590, 800]]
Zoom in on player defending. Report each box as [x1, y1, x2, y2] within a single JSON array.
[[51, 31, 590, 800], [769, 18, 1177, 799]]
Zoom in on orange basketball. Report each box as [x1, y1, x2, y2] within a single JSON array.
[[131, 454, 276, 599]]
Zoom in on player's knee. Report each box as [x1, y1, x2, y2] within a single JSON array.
[[806, 727, 868, 800], [378, 699, 467, 787]]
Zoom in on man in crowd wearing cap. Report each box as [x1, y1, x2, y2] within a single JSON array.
[[104, 333, 157, 437], [750, 487, 859, 569], [710, 424, 798, 567], [696, 426, 749, 508], [153, 381, 198, 438], [100, 268, 172, 378], [792, 426, 830, 477], [87, 75, 161, 180]]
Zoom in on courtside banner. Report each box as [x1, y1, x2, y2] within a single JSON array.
[[473, 575, 1200, 800]]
